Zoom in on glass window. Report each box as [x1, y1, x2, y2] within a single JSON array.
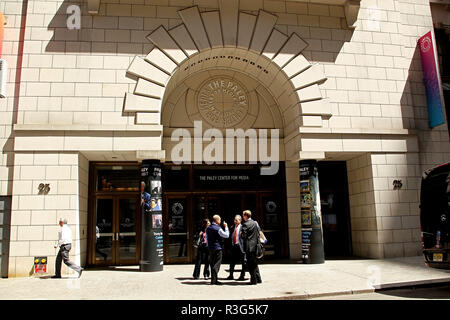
[[96, 165, 140, 192], [163, 166, 190, 191]]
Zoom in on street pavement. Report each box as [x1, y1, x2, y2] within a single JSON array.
[[1, 256, 449, 300]]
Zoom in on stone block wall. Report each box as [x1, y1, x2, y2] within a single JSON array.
[[7, 152, 88, 277], [347, 151, 423, 258], [0, 0, 449, 272]]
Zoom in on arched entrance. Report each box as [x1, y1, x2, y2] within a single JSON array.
[[122, 4, 332, 263]]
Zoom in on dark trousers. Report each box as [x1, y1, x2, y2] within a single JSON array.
[[55, 244, 82, 276], [193, 246, 210, 278], [229, 244, 246, 278], [209, 249, 223, 284], [246, 252, 261, 284]]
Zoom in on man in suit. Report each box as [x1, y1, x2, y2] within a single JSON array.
[[226, 215, 246, 281], [206, 215, 229, 285], [241, 210, 262, 285]]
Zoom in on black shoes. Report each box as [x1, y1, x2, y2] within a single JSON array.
[[78, 268, 83, 278], [249, 279, 262, 285], [51, 275, 61, 279], [211, 281, 223, 285], [226, 275, 234, 280], [238, 276, 246, 281]]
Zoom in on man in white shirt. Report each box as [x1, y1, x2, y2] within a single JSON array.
[[52, 218, 83, 278], [227, 215, 246, 281]]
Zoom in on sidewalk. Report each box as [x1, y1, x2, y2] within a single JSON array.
[[1, 256, 449, 300]]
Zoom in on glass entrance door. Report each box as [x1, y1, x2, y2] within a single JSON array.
[[164, 196, 190, 263], [93, 195, 140, 265], [116, 197, 139, 264], [95, 197, 114, 264]]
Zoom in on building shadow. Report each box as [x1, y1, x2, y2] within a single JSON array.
[[45, 0, 151, 55], [44, 0, 352, 64], [375, 284, 450, 299], [177, 277, 249, 286], [83, 266, 141, 272]]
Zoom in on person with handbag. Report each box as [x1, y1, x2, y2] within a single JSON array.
[[226, 215, 246, 281], [241, 210, 262, 285], [193, 219, 211, 280]]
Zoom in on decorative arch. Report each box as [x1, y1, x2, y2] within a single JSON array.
[[124, 1, 333, 159]]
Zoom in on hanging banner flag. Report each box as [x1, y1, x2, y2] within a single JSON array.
[[418, 31, 445, 128], [0, 13, 5, 57]]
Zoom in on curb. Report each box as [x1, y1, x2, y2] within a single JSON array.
[[373, 278, 450, 290], [258, 289, 375, 300], [259, 278, 450, 300]]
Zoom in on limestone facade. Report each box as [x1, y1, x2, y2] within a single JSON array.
[[0, 0, 449, 277]]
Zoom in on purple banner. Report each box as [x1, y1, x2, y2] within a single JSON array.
[[418, 31, 445, 128]]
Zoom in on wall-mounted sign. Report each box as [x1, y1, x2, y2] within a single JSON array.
[[38, 183, 50, 195], [34, 257, 47, 274], [418, 31, 445, 128], [194, 169, 254, 189]]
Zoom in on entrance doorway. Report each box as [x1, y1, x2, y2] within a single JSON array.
[[162, 164, 288, 263], [318, 161, 353, 258], [88, 163, 141, 266]]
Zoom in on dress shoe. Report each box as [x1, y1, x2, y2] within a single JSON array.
[[193, 276, 199, 279], [226, 275, 234, 280], [248, 282, 257, 285], [238, 276, 246, 281], [51, 275, 61, 279], [78, 268, 83, 278], [211, 281, 223, 285]]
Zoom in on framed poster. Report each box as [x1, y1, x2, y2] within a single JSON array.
[[152, 214, 162, 229], [301, 210, 312, 226], [300, 193, 312, 208], [300, 180, 310, 193]]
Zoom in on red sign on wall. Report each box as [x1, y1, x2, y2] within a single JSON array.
[[34, 257, 48, 274]]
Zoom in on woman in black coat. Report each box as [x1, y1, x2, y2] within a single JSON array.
[[193, 219, 211, 279]]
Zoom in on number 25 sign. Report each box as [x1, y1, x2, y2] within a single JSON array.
[[38, 183, 50, 195]]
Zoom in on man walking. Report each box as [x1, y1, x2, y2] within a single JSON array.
[[206, 215, 229, 285], [226, 215, 246, 281], [52, 218, 83, 278], [241, 210, 262, 285]]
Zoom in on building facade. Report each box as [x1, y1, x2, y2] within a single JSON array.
[[0, 0, 449, 277]]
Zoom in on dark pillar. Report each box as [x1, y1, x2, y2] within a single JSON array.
[[140, 160, 163, 272], [0, 196, 11, 278], [299, 160, 325, 264]]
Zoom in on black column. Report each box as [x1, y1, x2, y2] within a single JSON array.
[[0, 196, 11, 278], [299, 160, 325, 264], [140, 160, 163, 272]]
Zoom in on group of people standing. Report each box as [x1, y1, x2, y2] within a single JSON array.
[[193, 210, 262, 285]]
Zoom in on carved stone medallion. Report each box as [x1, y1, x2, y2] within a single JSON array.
[[196, 77, 249, 128]]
